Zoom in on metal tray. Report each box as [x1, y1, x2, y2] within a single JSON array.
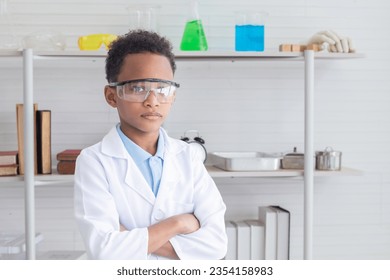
[[209, 152, 282, 171]]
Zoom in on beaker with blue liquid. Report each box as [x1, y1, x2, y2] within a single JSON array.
[[235, 11, 268, 52]]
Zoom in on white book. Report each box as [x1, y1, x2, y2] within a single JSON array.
[[258, 206, 277, 260], [271, 206, 290, 260], [232, 221, 251, 260], [245, 219, 265, 260], [224, 221, 237, 260]]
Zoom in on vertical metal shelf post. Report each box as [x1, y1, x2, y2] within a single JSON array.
[[23, 49, 36, 260], [304, 50, 314, 259]]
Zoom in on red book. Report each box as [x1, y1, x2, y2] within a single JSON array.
[[0, 164, 18, 176], [56, 149, 81, 161], [0, 151, 18, 165], [57, 161, 76, 175]]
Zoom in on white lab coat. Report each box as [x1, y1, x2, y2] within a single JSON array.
[[74, 126, 227, 260]]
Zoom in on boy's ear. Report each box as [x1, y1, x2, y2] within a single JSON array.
[[104, 86, 117, 108]]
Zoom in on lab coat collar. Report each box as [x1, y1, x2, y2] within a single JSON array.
[[100, 126, 184, 205], [101, 126, 181, 159]]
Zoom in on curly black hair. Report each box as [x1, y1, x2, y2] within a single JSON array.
[[105, 30, 176, 83]]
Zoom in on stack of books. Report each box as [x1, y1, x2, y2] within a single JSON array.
[[56, 149, 81, 174], [225, 205, 290, 260], [0, 151, 18, 176]]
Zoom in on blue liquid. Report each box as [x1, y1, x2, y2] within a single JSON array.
[[235, 25, 264, 51]]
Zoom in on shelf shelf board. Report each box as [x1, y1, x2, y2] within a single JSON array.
[[0, 49, 365, 60], [0, 50, 22, 57], [313, 52, 365, 59], [33, 50, 107, 58], [175, 50, 303, 60], [206, 165, 363, 178], [0, 166, 362, 185]]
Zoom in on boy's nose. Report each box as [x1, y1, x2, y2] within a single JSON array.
[[143, 90, 160, 106]]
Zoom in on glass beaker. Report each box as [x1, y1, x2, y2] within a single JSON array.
[[235, 11, 268, 52], [0, 0, 20, 50], [127, 5, 159, 32], [180, 1, 208, 51]]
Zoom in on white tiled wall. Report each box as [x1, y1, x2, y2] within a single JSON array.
[[1, 0, 389, 259]]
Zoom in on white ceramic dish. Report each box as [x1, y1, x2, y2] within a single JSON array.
[[209, 152, 282, 171]]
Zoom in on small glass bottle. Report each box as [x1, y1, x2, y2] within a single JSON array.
[[180, 1, 208, 51], [0, 0, 19, 50]]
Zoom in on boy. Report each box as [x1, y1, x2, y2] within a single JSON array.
[[74, 30, 228, 260]]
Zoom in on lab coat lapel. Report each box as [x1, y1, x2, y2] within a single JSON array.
[[155, 129, 182, 199], [124, 158, 156, 205], [101, 126, 155, 205], [157, 153, 181, 198]]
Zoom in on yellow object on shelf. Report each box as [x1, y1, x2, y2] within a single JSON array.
[[78, 34, 118, 50]]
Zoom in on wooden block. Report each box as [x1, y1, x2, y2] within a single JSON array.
[[279, 44, 292, 52], [299, 45, 307, 51], [291, 44, 302, 52], [306, 43, 320, 51]]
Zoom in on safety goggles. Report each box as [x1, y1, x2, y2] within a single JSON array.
[[78, 34, 118, 50], [109, 78, 180, 103]]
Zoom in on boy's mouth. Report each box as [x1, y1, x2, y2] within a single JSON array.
[[141, 112, 163, 119]]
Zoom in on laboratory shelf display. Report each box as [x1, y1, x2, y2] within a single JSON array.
[[0, 49, 363, 260]]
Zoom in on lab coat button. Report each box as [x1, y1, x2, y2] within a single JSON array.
[[154, 209, 164, 221]]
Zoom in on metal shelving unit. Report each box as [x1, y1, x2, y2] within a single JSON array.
[[0, 49, 364, 260]]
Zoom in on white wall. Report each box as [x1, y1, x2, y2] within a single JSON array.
[[0, 0, 389, 259]]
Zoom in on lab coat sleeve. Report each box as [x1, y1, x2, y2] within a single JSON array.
[[169, 155, 228, 260], [74, 149, 149, 260]]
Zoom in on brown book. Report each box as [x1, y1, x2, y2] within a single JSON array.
[[57, 161, 76, 175], [56, 149, 81, 161], [0, 151, 18, 165], [16, 103, 38, 175], [0, 164, 18, 176], [36, 110, 52, 174]]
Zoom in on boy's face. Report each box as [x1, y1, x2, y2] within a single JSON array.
[[105, 52, 175, 138]]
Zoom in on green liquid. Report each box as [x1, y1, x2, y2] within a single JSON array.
[[180, 19, 208, 51]]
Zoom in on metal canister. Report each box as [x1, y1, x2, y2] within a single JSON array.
[[315, 147, 342, 171], [281, 147, 305, 169]]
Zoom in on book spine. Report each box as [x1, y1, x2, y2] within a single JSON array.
[[36, 110, 52, 174], [16, 103, 38, 175]]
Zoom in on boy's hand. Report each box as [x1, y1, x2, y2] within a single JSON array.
[[121, 214, 200, 258], [119, 224, 127, 231], [176, 213, 200, 234]]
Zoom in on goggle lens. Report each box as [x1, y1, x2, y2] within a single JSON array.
[[119, 81, 176, 103], [111, 79, 179, 103]]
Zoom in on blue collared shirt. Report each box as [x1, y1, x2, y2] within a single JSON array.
[[116, 124, 164, 196]]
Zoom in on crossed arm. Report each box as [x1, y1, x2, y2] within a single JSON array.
[[120, 213, 200, 259]]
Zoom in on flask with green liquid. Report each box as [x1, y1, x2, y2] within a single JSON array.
[[180, 1, 208, 51]]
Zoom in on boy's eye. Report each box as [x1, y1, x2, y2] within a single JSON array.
[[159, 87, 171, 96], [131, 86, 146, 93]]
